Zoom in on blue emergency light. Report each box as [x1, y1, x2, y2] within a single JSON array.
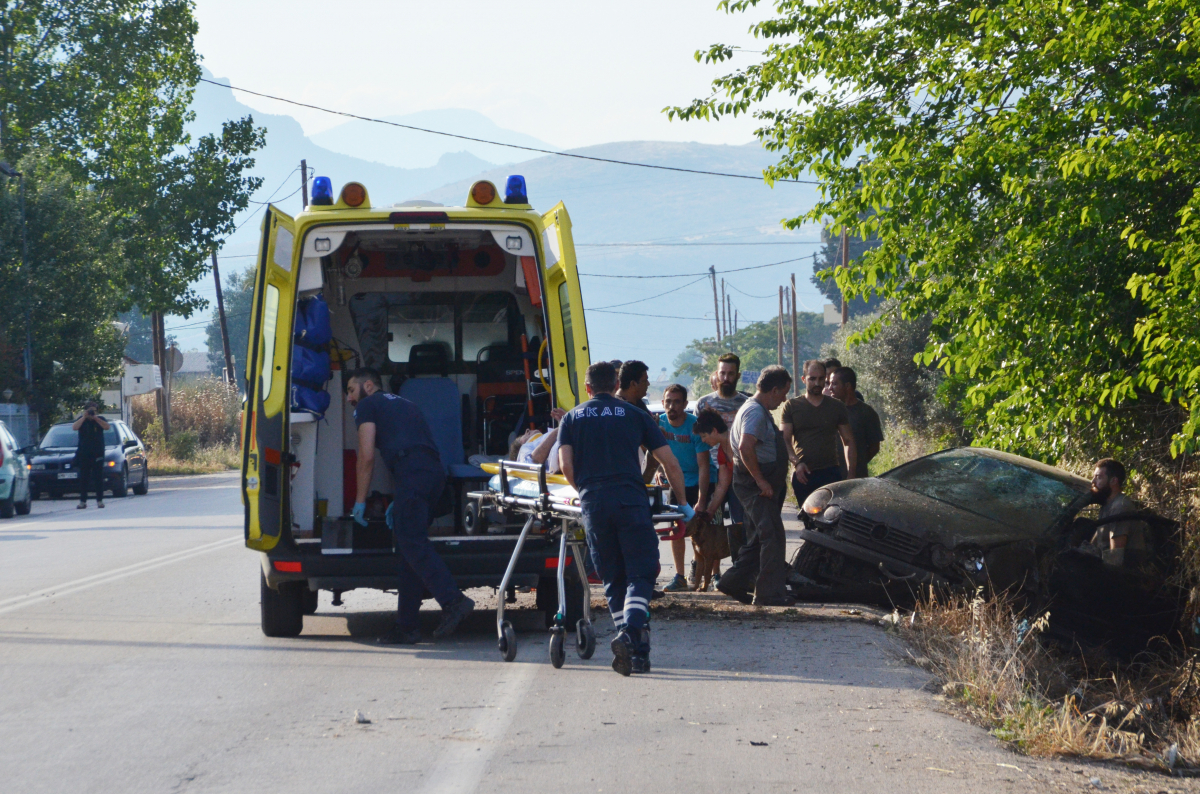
[[311, 176, 333, 206], [504, 175, 528, 205]]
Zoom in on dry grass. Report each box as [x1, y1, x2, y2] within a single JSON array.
[[897, 589, 1200, 771], [132, 377, 241, 475]]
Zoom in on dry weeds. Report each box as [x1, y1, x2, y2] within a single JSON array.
[[897, 589, 1200, 772]]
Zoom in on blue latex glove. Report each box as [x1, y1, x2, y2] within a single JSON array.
[[351, 502, 368, 526], [385, 502, 394, 531], [680, 504, 696, 521]]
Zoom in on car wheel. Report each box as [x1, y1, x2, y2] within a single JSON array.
[[111, 466, 129, 498], [260, 570, 304, 637], [0, 494, 13, 518], [132, 467, 148, 495], [302, 587, 319, 615], [15, 486, 31, 515]]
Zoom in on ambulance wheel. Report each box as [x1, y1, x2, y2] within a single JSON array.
[[498, 621, 517, 662], [260, 571, 304, 637], [576, 619, 596, 659], [549, 628, 566, 668], [301, 586, 319, 615], [464, 500, 488, 536]]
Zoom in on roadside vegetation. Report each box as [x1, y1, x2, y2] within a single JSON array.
[[670, 0, 1200, 769], [132, 379, 241, 475]]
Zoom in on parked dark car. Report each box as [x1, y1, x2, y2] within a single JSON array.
[[789, 447, 1182, 652], [27, 419, 149, 499]]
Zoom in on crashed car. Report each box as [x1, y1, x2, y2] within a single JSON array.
[[789, 447, 1182, 650]]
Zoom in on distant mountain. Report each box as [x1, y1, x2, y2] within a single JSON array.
[[181, 75, 827, 373], [310, 108, 558, 169], [189, 72, 501, 253]]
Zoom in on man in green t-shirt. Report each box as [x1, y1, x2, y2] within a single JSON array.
[[781, 360, 857, 508], [829, 367, 884, 478]]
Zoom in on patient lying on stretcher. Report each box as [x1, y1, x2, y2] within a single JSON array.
[[509, 407, 567, 474]]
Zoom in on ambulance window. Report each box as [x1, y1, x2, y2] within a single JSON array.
[[462, 292, 513, 362], [558, 282, 578, 400], [260, 285, 280, 401], [387, 303, 454, 364]]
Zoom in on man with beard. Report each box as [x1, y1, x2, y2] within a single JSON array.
[[1089, 458, 1147, 568], [696, 353, 750, 533], [782, 360, 857, 508]]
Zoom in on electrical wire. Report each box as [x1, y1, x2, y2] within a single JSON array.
[[577, 241, 821, 247], [579, 255, 808, 279], [199, 77, 819, 185], [726, 283, 780, 299], [590, 275, 709, 310]]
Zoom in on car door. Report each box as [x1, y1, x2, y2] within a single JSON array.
[[242, 206, 298, 551], [2, 426, 26, 499], [539, 203, 590, 410]]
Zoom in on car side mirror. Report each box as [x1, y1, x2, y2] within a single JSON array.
[[123, 439, 137, 449]]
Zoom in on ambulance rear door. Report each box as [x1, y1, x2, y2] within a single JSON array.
[[242, 206, 298, 551], [539, 203, 590, 410]]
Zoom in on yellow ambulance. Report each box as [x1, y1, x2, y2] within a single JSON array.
[[242, 175, 590, 636]]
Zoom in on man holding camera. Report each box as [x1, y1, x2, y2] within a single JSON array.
[[72, 401, 110, 509]]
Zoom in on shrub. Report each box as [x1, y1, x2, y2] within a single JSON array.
[[167, 429, 198, 461], [132, 377, 241, 447]]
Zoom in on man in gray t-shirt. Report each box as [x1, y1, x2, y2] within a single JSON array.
[[718, 365, 795, 607]]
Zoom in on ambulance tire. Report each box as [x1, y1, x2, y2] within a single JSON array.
[[537, 568, 584, 630], [260, 571, 304, 637], [301, 586, 319, 615]]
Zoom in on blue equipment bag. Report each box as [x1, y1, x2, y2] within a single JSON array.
[[291, 293, 333, 417]]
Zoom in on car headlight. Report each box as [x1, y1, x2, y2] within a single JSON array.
[[29, 463, 45, 471], [802, 488, 833, 515], [821, 505, 843, 523]]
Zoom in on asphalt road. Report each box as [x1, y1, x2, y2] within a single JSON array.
[[0, 472, 1191, 793]]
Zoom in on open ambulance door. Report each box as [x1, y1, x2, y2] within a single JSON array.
[[242, 206, 297, 551], [539, 203, 590, 410]]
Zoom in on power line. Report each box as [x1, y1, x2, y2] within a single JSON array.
[[591, 275, 709, 310], [579, 255, 809, 279], [726, 283, 779, 299], [577, 241, 822, 248], [591, 309, 771, 322], [199, 77, 818, 185]]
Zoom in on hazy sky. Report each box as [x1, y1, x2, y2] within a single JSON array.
[[193, 0, 778, 149]]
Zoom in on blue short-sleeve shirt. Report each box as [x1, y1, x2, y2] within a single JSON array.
[[657, 413, 711, 488], [353, 391, 441, 472], [557, 393, 668, 496]]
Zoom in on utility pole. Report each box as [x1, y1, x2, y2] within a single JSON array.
[[720, 278, 727, 339], [725, 294, 732, 343], [733, 309, 738, 337], [152, 311, 171, 440], [841, 227, 849, 327], [777, 286, 784, 367], [300, 159, 308, 207], [790, 273, 799, 388], [212, 252, 235, 386], [709, 266, 722, 342]]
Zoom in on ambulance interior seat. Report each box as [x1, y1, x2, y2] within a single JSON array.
[[475, 342, 528, 456], [398, 342, 488, 482]]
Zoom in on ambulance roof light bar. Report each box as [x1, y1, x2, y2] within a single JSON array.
[[311, 176, 333, 206], [504, 175, 528, 205]]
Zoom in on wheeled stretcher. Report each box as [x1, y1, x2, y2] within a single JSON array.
[[469, 460, 686, 666]]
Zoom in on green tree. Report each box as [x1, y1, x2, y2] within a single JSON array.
[[811, 222, 883, 318], [670, 0, 1200, 459], [0, 153, 126, 417], [673, 312, 832, 384], [204, 268, 254, 381], [0, 2, 264, 424]]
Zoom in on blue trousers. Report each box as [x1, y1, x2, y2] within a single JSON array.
[[389, 465, 461, 633], [581, 483, 658, 647]]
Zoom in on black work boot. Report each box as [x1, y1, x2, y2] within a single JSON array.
[[610, 629, 635, 677], [631, 626, 652, 674], [432, 596, 475, 639]]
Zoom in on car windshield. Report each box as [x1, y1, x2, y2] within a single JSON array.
[[40, 425, 119, 449], [882, 449, 1088, 529]]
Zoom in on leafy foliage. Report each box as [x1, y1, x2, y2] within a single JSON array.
[[673, 311, 833, 384], [670, 0, 1200, 459]]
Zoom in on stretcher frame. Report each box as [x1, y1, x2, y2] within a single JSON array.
[[468, 459, 686, 666]]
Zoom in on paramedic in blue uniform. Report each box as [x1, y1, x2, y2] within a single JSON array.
[[557, 361, 694, 676], [346, 367, 474, 645]]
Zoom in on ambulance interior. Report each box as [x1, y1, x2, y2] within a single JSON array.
[[286, 219, 557, 542]]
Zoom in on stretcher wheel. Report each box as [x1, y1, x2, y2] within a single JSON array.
[[498, 621, 517, 662], [549, 628, 565, 669], [576, 620, 595, 660]]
